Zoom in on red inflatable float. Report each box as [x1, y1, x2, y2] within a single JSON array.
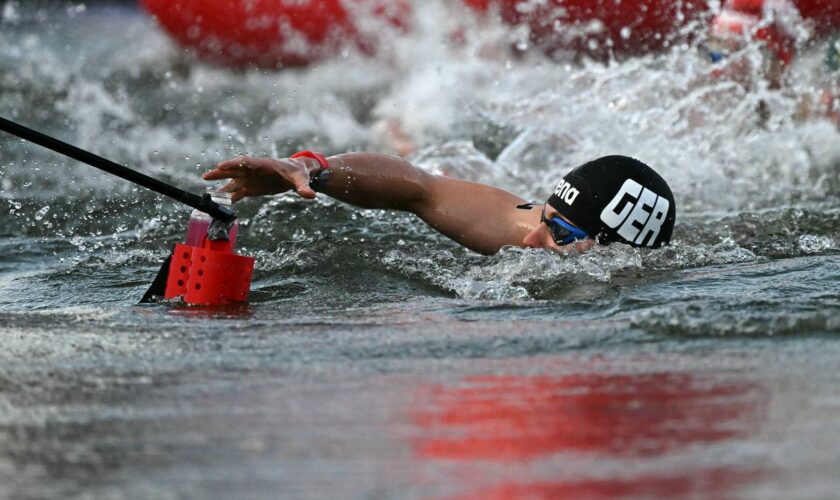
[[463, 0, 840, 61], [141, 0, 410, 69], [462, 0, 711, 60], [142, 0, 840, 69]]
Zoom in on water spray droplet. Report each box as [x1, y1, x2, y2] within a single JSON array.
[[34, 205, 49, 221]]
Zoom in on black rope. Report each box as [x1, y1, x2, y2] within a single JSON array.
[[0, 116, 235, 223]]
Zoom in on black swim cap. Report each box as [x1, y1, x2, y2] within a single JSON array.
[[546, 156, 676, 248]]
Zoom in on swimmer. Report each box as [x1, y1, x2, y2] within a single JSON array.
[[202, 152, 676, 255]]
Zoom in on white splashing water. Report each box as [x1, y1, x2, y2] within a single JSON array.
[[3, 2, 838, 206]]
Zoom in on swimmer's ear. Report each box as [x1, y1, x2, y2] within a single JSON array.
[[516, 203, 538, 210]]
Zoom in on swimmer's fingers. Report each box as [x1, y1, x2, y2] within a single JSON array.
[[219, 181, 247, 203], [203, 156, 261, 180], [202, 169, 238, 181], [219, 180, 237, 193], [255, 156, 316, 199], [205, 156, 316, 200], [283, 163, 317, 199], [229, 189, 247, 203]]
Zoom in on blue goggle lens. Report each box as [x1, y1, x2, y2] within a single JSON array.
[[541, 209, 588, 246]]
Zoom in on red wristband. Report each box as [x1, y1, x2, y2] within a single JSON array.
[[290, 150, 329, 170]]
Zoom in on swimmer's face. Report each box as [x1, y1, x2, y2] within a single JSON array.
[[522, 204, 595, 254]]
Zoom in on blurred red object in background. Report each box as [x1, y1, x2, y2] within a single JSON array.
[[142, 0, 410, 69], [462, 0, 711, 60], [463, 0, 840, 61]]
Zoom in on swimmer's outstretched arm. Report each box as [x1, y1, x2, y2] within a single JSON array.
[[203, 153, 537, 255]]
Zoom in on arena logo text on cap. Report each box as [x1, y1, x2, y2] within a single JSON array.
[[553, 179, 580, 206], [600, 178, 670, 247]]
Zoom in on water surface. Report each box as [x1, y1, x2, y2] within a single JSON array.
[[1, 2, 839, 498]]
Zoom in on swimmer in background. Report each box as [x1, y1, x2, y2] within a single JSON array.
[[704, 0, 840, 126], [202, 152, 675, 255]]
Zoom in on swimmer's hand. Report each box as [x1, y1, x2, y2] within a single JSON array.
[[202, 156, 317, 202]]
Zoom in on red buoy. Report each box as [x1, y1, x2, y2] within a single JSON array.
[[164, 238, 255, 306], [142, 0, 410, 69]]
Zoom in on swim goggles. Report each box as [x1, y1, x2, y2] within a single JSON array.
[[516, 202, 590, 246], [540, 206, 589, 246]]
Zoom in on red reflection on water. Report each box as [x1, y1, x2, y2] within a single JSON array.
[[459, 468, 764, 500], [415, 373, 763, 461], [411, 371, 767, 498]]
